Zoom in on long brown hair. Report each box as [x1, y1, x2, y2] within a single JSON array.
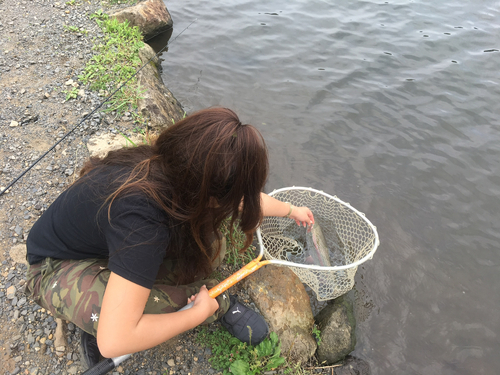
[[80, 107, 269, 283]]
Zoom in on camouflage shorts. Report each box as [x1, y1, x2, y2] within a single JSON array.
[[25, 249, 230, 337]]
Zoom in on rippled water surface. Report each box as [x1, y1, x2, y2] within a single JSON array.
[[158, 1, 500, 373]]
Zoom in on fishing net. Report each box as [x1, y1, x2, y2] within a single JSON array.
[[257, 187, 379, 301]]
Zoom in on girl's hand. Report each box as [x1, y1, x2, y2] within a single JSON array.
[[188, 285, 219, 320], [259, 193, 314, 228], [290, 206, 315, 228]]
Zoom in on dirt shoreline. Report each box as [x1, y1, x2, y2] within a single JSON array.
[[0, 0, 216, 373]]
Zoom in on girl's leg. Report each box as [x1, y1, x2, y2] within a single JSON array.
[[25, 257, 230, 337], [26, 258, 110, 336], [144, 279, 230, 324]]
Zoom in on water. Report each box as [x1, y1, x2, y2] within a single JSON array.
[[158, 1, 500, 373]]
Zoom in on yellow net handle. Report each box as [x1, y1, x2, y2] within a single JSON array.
[[208, 257, 271, 298]]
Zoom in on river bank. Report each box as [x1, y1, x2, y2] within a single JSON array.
[[0, 0, 204, 373]]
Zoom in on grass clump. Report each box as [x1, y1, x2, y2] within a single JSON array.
[[64, 86, 79, 101], [312, 324, 322, 346], [196, 327, 285, 375], [64, 25, 88, 34], [220, 217, 256, 267], [78, 9, 145, 118]]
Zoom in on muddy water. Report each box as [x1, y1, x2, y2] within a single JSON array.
[[159, 1, 500, 373]]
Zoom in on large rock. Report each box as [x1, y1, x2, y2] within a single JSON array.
[[110, 0, 173, 41], [243, 266, 317, 364], [333, 356, 371, 375], [137, 44, 185, 130], [86, 132, 145, 158], [315, 296, 356, 365]]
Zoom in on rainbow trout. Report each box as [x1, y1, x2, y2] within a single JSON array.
[[305, 223, 331, 267]]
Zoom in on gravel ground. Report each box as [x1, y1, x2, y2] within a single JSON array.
[[0, 0, 223, 373], [0, 1, 336, 374]]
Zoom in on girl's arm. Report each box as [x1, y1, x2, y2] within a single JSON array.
[[96, 272, 218, 358], [260, 192, 314, 227]]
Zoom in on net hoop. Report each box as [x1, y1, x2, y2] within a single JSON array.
[[256, 186, 379, 271]]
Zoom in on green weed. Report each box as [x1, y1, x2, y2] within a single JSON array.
[[118, 124, 153, 147], [64, 25, 88, 34], [132, 125, 145, 135], [196, 327, 285, 375], [64, 86, 79, 101], [312, 324, 322, 346], [170, 111, 188, 125], [117, 127, 152, 147], [116, 129, 137, 147], [131, 124, 149, 142], [220, 217, 255, 267], [79, 10, 145, 118], [89, 8, 106, 21], [283, 363, 314, 375]]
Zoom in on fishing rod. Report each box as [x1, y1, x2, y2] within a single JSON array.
[[0, 19, 197, 198]]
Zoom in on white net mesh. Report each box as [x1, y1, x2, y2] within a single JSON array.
[[258, 188, 379, 301]]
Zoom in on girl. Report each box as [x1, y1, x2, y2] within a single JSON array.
[[25, 108, 314, 367]]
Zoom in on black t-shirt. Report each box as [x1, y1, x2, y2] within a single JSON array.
[[26, 166, 170, 289]]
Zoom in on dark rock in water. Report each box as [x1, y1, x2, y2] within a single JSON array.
[[110, 0, 173, 41], [334, 355, 371, 375], [315, 295, 356, 365]]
